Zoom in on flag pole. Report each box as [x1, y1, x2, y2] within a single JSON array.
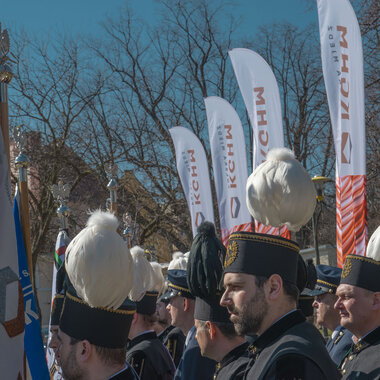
[[0, 65, 12, 173], [14, 126, 34, 287], [52, 181, 71, 231], [106, 163, 118, 216]]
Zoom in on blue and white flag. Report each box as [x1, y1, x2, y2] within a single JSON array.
[[0, 127, 25, 380], [14, 186, 50, 380]]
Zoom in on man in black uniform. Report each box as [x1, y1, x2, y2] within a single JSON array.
[[335, 225, 380, 379], [157, 293, 186, 367], [127, 291, 176, 379], [308, 264, 352, 366], [127, 247, 176, 379], [56, 211, 139, 380], [194, 295, 249, 380], [166, 270, 217, 380], [186, 221, 249, 380], [220, 232, 341, 379]]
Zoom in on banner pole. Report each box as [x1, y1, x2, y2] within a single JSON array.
[[106, 163, 119, 216], [14, 126, 34, 287]]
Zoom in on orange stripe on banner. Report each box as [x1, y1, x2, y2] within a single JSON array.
[[336, 175, 367, 268], [255, 222, 291, 240], [221, 222, 254, 246]]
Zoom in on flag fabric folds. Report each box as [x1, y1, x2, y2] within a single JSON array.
[[14, 186, 50, 380], [205, 96, 253, 245], [170, 126, 215, 237], [317, 0, 367, 266], [54, 231, 67, 269], [229, 48, 290, 239], [47, 230, 70, 379], [0, 128, 25, 380]]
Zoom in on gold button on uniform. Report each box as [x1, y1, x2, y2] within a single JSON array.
[[349, 355, 354, 361]]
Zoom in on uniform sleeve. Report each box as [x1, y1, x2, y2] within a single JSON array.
[[262, 354, 336, 380], [179, 345, 216, 380], [126, 350, 152, 380], [167, 332, 186, 367]]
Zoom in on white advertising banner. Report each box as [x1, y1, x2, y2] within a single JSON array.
[[229, 48, 290, 239], [317, 0, 367, 265], [205, 96, 253, 245], [170, 127, 215, 237], [229, 48, 284, 169]]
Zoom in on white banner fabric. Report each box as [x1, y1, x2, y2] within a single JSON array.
[[317, 0, 365, 177], [205, 96, 252, 244], [170, 127, 215, 237], [317, 0, 367, 263], [229, 48, 284, 169]]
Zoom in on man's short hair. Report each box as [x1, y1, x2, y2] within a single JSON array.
[[254, 275, 299, 302], [69, 337, 126, 366], [197, 320, 239, 339], [141, 313, 158, 326]]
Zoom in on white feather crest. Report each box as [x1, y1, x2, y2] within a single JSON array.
[[65, 211, 133, 309], [86, 209, 119, 231], [246, 147, 316, 232], [367, 226, 380, 261], [129, 246, 153, 301], [150, 262, 165, 293], [266, 147, 295, 162], [172, 251, 184, 260], [168, 251, 188, 270]]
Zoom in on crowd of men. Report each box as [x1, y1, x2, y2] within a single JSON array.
[[47, 213, 380, 380], [47, 150, 380, 379]]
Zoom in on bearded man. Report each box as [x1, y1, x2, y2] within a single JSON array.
[[220, 232, 340, 379]]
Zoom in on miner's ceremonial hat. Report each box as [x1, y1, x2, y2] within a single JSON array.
[[340, 226, 380, 292], [223, 231, 300, 285], [60, 210, 135, 348]]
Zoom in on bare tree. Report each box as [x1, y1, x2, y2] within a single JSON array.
[[85, 0, 242, 248], [9, 32, 102, 276]]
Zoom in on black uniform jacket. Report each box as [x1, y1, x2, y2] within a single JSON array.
[[107, 364, 139, 380], [340, 325, 380, 379], [126, 330, 176, 380], [214, 341, 250, 380], [174, 326, 217, 380], [326, 325, 353, 367], [245, 310, 341, 380], [159, 325, 186, 367]]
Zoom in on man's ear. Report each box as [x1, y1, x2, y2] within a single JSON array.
[[78, 340, 92, 363], [372, 292, 380, 311], [131, 312, 138, 325], [266, 274, 282, 301], [206, 321, 216, 339], [183, 297, 189, 312]]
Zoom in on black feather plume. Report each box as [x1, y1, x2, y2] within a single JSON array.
[[187, 221, 226, 298]]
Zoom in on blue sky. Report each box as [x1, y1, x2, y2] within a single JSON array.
[[2, 0, 317, 39]]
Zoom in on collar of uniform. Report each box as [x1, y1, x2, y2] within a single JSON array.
[[353, 325, 380, 354], [248, 310, 305, 356], [107, 365, 129, 379], [127, 330, 157, 349], [185, 325, 196, 347], [158, 325, 174, 340], [218, 342, 249, 369]]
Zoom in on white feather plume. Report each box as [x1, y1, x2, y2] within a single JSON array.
[[367, 226, 380, 261], [129, 246, 154, 301], [65, 210, 134, 309], [149, 262, 165, 294], [168, 251, 188, 270], [86, 209, 119, 230], [246, 148, 316, 232]]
